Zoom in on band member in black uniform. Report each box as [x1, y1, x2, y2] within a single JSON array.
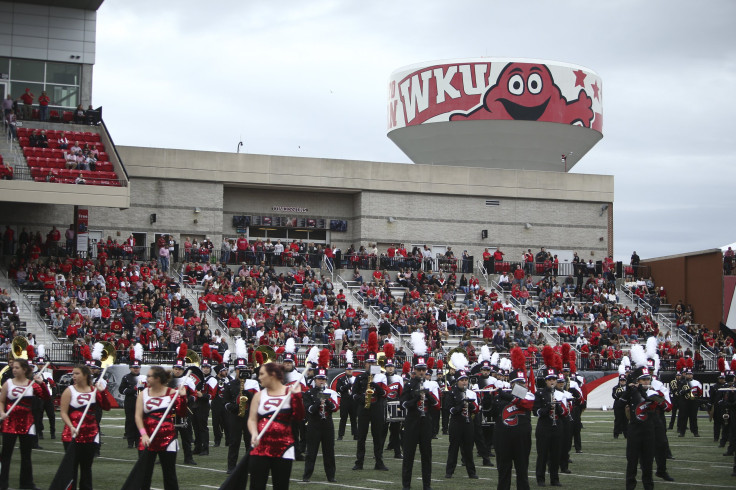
[[677, 365, 702, 437], [383, 344, 404, 459], [622, 355, 656, 490], [336, 357, 357, 441], [564, 349, 585, 454], [612, 374, 629, 439], [119, 344, 144, 448], [668, 369, 682, 430], [712, 359, 728, 444], [192, 354, 212, 456], [302, 352, 339, 483], [400, 354, 439, 490], [441, 365, 456, 435], [494, 347, 535, 490], [172, 353, 197, 465], [555, 374, 573, 475], [473, 358, 496, 467], [535, 346, 563, 487], [211, 352, 232, 448], [224, 341, 259, 474], [282, 345, 306, 461], [645, 356, 674, 482], [352, 332, 389, 471], [444, 357, 479, 480], [33, 348, 56, 441], [719, 370, 736, 455]]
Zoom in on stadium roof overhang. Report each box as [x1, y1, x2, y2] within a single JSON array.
[[13, 0, 104, 10]]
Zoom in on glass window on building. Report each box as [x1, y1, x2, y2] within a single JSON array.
[[46, 62, 81, 85], [9, 82, 45, 101], [46, 84, 79, 108], [0, 57, 9, 77], [10, 59, 44, 82]]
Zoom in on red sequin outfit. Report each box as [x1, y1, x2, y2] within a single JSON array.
[[3, 379, 50, 434], [61, 385, 112, 443], [138, 388, 188, 452], [251, 390, 304, 459]]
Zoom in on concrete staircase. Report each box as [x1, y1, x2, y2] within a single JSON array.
[[0, 268, 57, 346]]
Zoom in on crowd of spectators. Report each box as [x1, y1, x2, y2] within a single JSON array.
[[5, 249, 223, 363], [0, 154, 13, 180]]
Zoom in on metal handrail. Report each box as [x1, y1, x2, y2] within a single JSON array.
[[100, 117, 129, 181], [7, 166, 128, 187], [174, 267, 234, 350], [618, 284, 711, 361]]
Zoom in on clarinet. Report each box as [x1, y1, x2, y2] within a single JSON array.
[[418, 379, 426, 418], [319, 386, 327, 420], [462, 388, 470, 423], [550, 389, 557, 427]]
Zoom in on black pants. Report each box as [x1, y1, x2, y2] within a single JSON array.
[[677, 399, 699, 435], [36, 397, 55, 436], [212, 399, 230, 445], [291, 419, 306, 458], [571, 406, 582, 451], [227, 412, 251, 471], [63, 441, 96, 490], [303, 419, 336, 480], [338, 399, 356, 438], [402, 414, 433, 489], [446, 417, 476, 477], [473, 413, 491, 459], [535, 422, 561, 484], [668, 398, 679, 428], [124, 396, 140, 446], [625, 422, 654, 490], [355, 404, 386, 467], [192, 404, 210, 452], [495, 423, 532, 490], [559, 418, 571, 471], [249, 455, 293, 490], [441, 393, 451, 432], [614, 404, 628, 438], [177, 417, 194, 461], [0, 433, 35, 489], [653, 411, 669, 474], [384, 421, 402, 455], [139, 449, 179, 490]]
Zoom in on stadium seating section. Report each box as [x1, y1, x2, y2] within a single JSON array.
[[16, 128, 120, 186]]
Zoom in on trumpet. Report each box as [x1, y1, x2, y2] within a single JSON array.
[[365, 372, 374, 410]]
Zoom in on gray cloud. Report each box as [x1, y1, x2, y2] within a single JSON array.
[[93, 0, 736, 261]]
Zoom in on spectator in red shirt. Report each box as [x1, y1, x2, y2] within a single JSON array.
[[19, 88, 34, 120], [38, 90, 50, 121]]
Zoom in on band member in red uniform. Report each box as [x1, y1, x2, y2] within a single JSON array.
[[0, 358, 50, 490], [248, 362, 304, 490], [136, 366, 189, 490], [60, 364, 112, 490]]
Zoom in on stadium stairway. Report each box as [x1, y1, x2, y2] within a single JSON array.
[[616, 283, 714, 363], [0, 267, 58, 345]]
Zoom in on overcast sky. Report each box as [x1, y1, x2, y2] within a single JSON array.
[[92, 0, 736, 263]]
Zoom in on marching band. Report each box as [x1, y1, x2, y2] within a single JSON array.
[[0, 337, 735, 490]]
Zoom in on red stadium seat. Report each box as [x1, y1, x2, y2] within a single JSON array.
[[90, 133, 101, 142], [98, 152, 108, 161], [31, 109, 39, 120], [62, 111, 74, 123]]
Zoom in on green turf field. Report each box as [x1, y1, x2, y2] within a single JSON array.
[[5, 409, 735, 489]]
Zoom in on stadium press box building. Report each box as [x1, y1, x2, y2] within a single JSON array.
[[0, 1, 613, 265]]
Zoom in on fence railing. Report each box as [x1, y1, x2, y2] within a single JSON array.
[[6, 165, 128, 187]]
